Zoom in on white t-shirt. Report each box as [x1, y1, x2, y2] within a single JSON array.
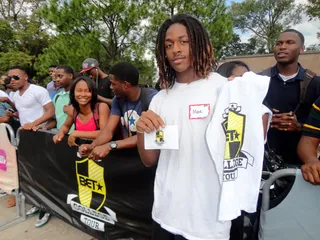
[[206, 72, 271, 221], [0, 90, 8, 98], [12, 84, 52, 126], [8, 92, 14, 101], [279, 70, 298, 82], [149, 73, 231, 240]]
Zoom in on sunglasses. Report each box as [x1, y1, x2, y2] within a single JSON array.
[[82, 72, 90, 77], [8, 75, 20, 81]]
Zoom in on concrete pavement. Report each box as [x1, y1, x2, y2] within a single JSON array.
[[0, 194, 92, 240]]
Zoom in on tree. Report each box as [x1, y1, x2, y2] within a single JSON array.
[[144, 0, 233, 59], [220, 33, 266, 58], [36, 0, 154, 85], [0, 51, 34, 73], [305, 0, 320, 44], [306, 44, 320, 51], [0, 19, 15, 51], [306, 0, 320, 19], [231, 0, 302, 53], [0, 0, 50, 78], [0, 0, 43, 22], [220, 33, 249, 57]]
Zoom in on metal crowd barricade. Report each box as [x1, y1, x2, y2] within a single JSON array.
[[259, 168, 320, 240], [0, 124, 26, 231]]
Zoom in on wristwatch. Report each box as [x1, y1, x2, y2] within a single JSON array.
[[109, 141, 118, 150]]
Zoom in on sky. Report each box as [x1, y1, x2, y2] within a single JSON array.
[[226, 0, 320, 47]]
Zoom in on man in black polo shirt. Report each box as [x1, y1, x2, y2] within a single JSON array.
[[80, 58, 114, 106], [263, 29, 320, 165]]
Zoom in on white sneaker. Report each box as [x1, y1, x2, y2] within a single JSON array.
[[35, 213, 50, 228], [0, 189, 7, 197], [26, 206, 39, 216]]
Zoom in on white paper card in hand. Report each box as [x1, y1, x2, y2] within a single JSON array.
[[144, 125, 179, 150]]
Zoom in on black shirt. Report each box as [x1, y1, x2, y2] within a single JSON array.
[[97, 77, 113, 99], [264, 64, 320, 165]]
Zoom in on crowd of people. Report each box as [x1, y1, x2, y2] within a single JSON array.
[[0, 13, 320, 240]]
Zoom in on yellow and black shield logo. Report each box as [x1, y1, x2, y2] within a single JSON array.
[[76, 158, 106, 211], [222, 109, 245, 160]]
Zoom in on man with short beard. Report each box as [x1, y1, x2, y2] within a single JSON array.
[[263, 29, 320, 165]]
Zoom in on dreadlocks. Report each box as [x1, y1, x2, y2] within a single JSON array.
[[156, 14, 216, 89]]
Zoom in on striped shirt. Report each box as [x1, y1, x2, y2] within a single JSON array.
[[303, 96, 320, 138]]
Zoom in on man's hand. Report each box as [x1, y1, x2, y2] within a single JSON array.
[[68, 133, 78, 147], [78, 144, 93, 157], [136, 110, 165, 133], [6, 110, 13, 118], [271, 112, 301, 132], [22, 122, 37, 131], [32, 125, 47, 131], [6, 110, 18, 118], [53, 132, 65, 144], [63, 105, 73, 115], [88, 143, 111, 161], [301, 161, 320, 185], [0, 97, 8, 103]]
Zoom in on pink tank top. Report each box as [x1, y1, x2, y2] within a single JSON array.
[[75, 116, 97, 131]]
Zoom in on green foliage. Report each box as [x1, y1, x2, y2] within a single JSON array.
[[231, 0, 302, 53], [0, 51, 34, 73], [0, 0, 49, 80], [0, 0, 233, 82], [34, 34, 102, 75], [220, 33, 266, 58], [36, 0, 153, 83], [0, 19, 15, 51], [306, 0, 320, 19]]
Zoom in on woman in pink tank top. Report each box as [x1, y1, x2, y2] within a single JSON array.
[[53, 76, 110, 146]]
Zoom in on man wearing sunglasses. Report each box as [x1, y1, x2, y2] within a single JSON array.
[[80, 58, 113, 106], [3, 66, 54, 131]]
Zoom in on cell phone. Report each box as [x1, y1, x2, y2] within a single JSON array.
[[7, 109, 15, 113]]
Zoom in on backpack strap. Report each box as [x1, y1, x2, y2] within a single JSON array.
[[140, 87, 150, 112], [292, 69, 316, 114], [54, 94, 60, 105], [72, 108, 78, 130], [300, 69, 316, 104], [261, 67, 272, 77], [93, 102, 100, 130]]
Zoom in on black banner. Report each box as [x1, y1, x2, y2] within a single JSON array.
[[17, 130, 155, 240]]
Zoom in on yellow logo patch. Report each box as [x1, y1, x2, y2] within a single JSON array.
[[76, 158, 106, 211]]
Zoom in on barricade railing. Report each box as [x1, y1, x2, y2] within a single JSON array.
[[15, 129, 154, 239], [259, 168, 320, 240], [0, 123, 26, 231]]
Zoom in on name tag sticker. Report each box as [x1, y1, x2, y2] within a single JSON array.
[[189, 104, 210, 119]]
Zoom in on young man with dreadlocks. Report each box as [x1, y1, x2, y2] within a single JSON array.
[[136, 14, 231, 240]]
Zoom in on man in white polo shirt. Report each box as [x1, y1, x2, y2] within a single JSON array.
[[3, 66, 54, 130]]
